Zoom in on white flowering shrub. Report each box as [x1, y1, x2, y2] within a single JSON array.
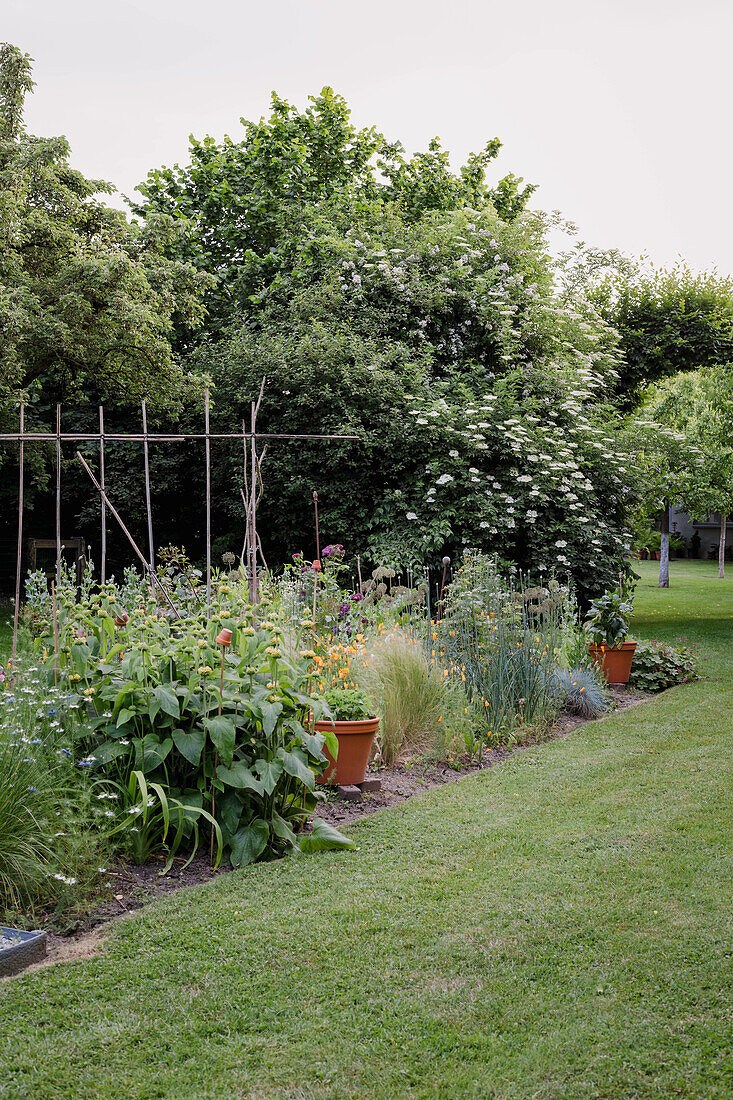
[[203, 202, 636, 603]]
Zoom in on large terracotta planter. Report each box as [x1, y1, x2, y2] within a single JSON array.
[[651, 550, 661, 561], [314, 716, 380, 785], [588, 641, 637, 684]]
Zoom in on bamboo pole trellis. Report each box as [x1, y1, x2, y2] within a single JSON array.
[[3, 388, 360, 661]]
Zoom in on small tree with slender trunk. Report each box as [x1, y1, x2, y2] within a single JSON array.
[[650, 367, 733, 579]]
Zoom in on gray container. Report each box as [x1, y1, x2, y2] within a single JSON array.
[[0, 927, 47, 977]]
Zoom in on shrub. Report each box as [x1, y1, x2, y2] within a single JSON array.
[[364, 631, 473, 765], [629, 638, 700, 692], [551, 666, 608, 719]]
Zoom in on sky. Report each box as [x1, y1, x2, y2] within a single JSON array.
[[5, 0, 732, 274]]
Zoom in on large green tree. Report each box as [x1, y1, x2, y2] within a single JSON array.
[[132, 88, 535, 340], [189, 200, 632, 604], [558, 241, 733, 408], [0, 43, 210, 425]]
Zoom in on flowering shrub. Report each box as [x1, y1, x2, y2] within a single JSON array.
[[34, 580, 349, 868], [629, 638, 700, 693]]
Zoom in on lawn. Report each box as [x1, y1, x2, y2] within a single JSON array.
[[0, 563, 731, 1099]]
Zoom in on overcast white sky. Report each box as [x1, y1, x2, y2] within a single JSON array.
[[5, 0, 732, 273]]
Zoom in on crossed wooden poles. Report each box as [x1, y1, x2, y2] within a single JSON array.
[[2, 385, 360, 664]]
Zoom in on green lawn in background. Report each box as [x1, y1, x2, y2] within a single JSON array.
[[632, 559, 732, 679], [0, 562, 730, 1099]]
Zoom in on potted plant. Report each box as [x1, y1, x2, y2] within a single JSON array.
[[314, 688, 379, 785], [648, 531, 662, 560], [585, 585, 637, 684]]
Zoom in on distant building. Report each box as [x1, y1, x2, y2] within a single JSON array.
[[670, 508, 730, 560]]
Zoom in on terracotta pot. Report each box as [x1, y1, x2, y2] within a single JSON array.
[[314, 716, 380, 785], [588, 641, 637, 684], [651, 550, 661, 560]]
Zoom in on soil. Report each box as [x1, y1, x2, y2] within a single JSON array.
[[16, 684, 652, 967]]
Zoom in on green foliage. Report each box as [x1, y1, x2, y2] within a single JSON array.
[[0, 658, 110, 920], [0, 44, 210, 435], [613, 267, 733, 407], [585, 584, 634, 647], [322, 687, 372, 722], [0, 740, 53, 909], [133, 87, 534, 337], [195, 202, 631, 604], [552, 666, 608, 719], [35, 576, 349, 868], [438, 553, 565, 740], [629, 638, 700, 693]]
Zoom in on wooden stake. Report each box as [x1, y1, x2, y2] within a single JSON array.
[[51, 580, 59, 686], [75, 451, 181, 619], [356, 554, 363, 595], [11, 405, 24, 678], [313, 491, 320, 561], [55, 404, 62, 586], [142, 400, 154, 569], [99, 406, 106, 584], [250, 400, 257, 603], [205, 390, 211, 610]]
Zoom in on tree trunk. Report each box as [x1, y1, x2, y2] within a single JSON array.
[[658, 502, 670, 588], [719, 515, 727, 579]]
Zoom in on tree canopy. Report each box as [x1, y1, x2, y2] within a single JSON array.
[[0, 43, 210, 426], [132, 87, 536, 339]]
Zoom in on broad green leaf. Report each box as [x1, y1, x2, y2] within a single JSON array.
[[116, 708, 134, 728], [172, 726, 205, 767], [298, 730, 326, 759], [230, 818, 269, 867], [137, 734, 173, 772], [153, 684, 180, 719], [218, 790, 244, 839], [277, 748, 316, 791], [254, 757, 284, 795], [271, 813, 297, 848], [216, 760, 264, 794], [91, 740, 131, 765], [261, 700, 282, 738], [299, 819, 357, 854], [203, 715, 236, 766]]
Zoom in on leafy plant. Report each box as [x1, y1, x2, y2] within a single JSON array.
[[438, 553, 564, 741], [363, 631, 472, 765], [629, 638, 700, 693], [35, 577, 351, 868], [322, 688, 372, 722], [585, 584, 634, 648]]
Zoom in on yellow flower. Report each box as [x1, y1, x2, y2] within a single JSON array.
[[265, 647, 282, 658], [197, 665, 213, 674]]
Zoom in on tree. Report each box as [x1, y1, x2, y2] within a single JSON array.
[[624, 415, 698, 587], [191, 201, 632, 605], [0, 43, 210, 427], [557, 239, 733, 410], [650, 368, 733, 578], [132, 88, 535, 341]]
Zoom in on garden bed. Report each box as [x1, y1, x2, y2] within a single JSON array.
[[16, 684, 650, 965]]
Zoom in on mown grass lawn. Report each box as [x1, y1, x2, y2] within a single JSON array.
[[0, 563, 731, 1099]]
